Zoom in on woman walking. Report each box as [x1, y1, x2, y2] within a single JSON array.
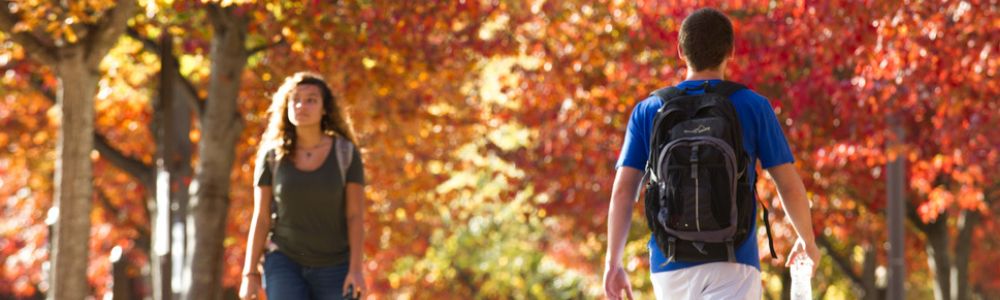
[[240, 72, 366, 300]]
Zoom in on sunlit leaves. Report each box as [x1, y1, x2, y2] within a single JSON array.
[[3, 0, 118, 46], [1, 0, 998, 298], [500, 0, 998, 298], [0, 91, 56, 297]]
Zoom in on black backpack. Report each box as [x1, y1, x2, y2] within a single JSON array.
[[643, 81, 777, 264]]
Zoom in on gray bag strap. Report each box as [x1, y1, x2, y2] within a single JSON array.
[[334, 136, 354, 186], [265, 149, 278, 179], [267, 138, 353, 186], [264, 148, 278, 243]]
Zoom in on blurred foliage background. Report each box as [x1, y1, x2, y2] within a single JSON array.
[[0, 0, 997, 299]]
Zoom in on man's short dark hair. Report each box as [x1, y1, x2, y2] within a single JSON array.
[[679, 8, 734, 71]]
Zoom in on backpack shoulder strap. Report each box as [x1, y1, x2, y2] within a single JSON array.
[[760, 198, 779, 259], [643, 86, 684, 182], [334, 136, 354, 186], [264, 147, 279, 240], [709, 81, 748, 98], [650, 87, 685, 105], [265, 148, 278, 176]]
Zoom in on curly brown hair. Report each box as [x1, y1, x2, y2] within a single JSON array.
[[260, 72, 357, 160]]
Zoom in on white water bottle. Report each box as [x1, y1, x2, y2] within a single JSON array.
[[790, 255, 813, 300]]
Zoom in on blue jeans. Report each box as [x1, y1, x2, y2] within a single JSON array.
[[263, 251, 350, 300]]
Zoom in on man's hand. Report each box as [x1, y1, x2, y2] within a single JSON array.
[[603, 263, 634, 300], [785, 237, 821, 272], [604, 167, 642, 300], [768, 164, 820, 272]]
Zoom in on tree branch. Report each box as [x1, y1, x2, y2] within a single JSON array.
[[816, 234, 865, 288], [30, 75, 57, 102], [955, 210, 977, 250], [126, 26, 205, 118], [0, 0, 57, 65], [34, 81, 155, 186], [205, 2, 248, 40], [247, 36, 285, 56], [16, 63, 58, 100], [206, 3, 225, 27], [94, 133, 155, 188], [906, 200, 931, 233], [84, 0, 138, 67], [177, 71, 205, 118], [125, 26, 160, 54], [96, 186, 151, 254]]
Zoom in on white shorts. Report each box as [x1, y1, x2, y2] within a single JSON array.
[[650, 262, 762, 300]]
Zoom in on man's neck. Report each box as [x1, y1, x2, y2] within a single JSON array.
[[685, 68, 725, 81]]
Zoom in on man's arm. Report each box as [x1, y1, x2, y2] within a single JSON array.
[[604, 166, 644, 299], [605, 167, 644, 265], [766, 163, 820, 266]]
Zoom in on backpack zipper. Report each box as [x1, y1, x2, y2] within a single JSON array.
[[692, 145, 700, 231], [658, 137, 739, 235]]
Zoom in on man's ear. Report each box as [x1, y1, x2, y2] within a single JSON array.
[[677, 44, 686, 61]]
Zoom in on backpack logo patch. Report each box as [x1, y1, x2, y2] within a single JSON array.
[[683, 124, 712, 134]]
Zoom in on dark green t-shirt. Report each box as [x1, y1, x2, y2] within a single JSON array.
[[254, 145, 364, 267]]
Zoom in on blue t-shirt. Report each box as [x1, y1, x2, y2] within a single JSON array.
[[615, 79, 795, 273]]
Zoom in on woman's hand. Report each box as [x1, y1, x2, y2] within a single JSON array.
[[238, 273, 263, 300], [342, 268, 366, 299]]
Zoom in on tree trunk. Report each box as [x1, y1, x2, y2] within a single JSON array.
[[886, 140, 906, 300], [926, 217, 952, 300], [0, 1, 134, 298], [50, 46, 97, 300], [861, 245, 879, 300], [183, 5, 247, 300], [780, 267, 791, 300], [1, 2, 140, 298], [952, 211, 978, 300], [816, 233, 882, 299], [150, 32, 171, 300], [111, 247, 135, 300], [151, 30, 194, 300], [168, 62, 194, 300]]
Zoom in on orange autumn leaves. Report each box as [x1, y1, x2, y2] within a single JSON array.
[[1, 0, 998, 298]]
